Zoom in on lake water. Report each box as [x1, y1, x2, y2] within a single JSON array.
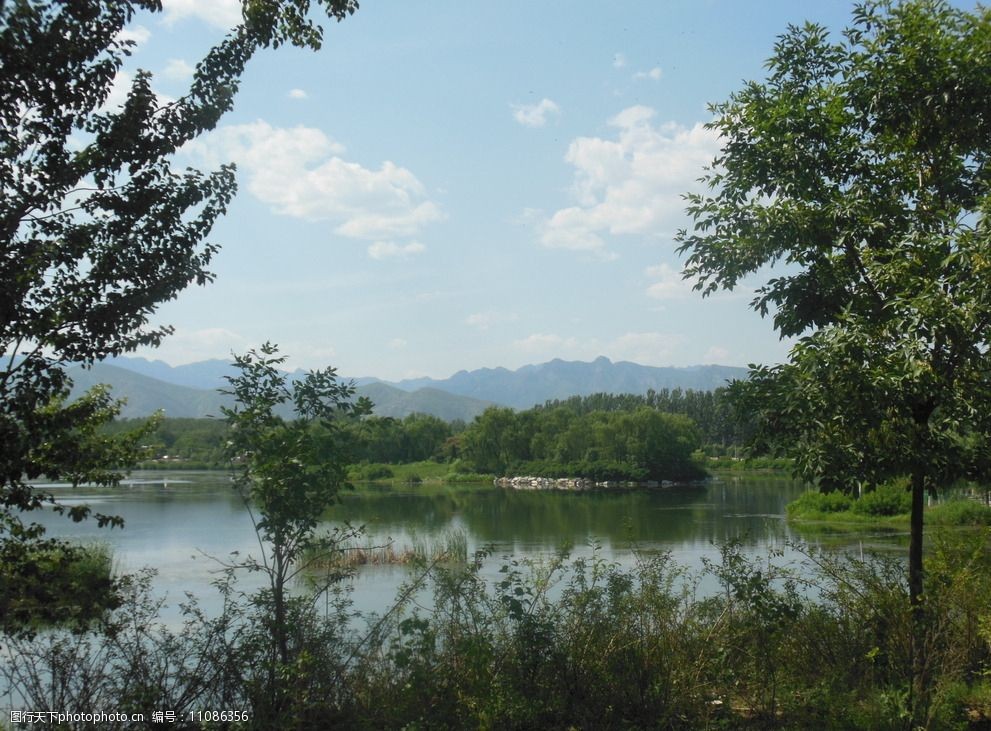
[[30, 470, 910, 619]]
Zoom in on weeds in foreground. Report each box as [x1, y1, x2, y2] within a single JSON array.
[[3, 532, 990, 729], [301, 529, 468, 569]]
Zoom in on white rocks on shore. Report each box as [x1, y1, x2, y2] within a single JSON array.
[[493, 476, 667, 491]]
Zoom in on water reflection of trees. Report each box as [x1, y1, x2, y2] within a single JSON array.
[[329, 477, 806, 546]]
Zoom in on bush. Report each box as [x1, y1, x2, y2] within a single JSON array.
[[788, 490, 854, 516], [789, 480, 914, 521], [0, 542, 119, 631], [349, 463, 395, 481], [851, 481, 912, 517], [928, 500, 991, 527], [7, 528, 991, 729]]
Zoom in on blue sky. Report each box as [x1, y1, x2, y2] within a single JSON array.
[[121, 1, 862, 380]]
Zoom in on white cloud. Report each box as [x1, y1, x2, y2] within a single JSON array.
[[633, 67, 663, 81], [513, 333, 580, 354], [388, 338, 408, 349], [613, 53, 627, 69], [367, 241, 426, 260], [137, 330, 341, 371], [103, 70, 175, 110], [645, 262, 693, 300], [161, 0, 240, 29], [537, 106, 719, 257], [104, 70, 133, 110], [538, 209, 605, 252], [465, 311, 518, 331], [511, 98, 560, 128], [288, 88, 308, 100], [414, 291, 439, 302], [511, 331, 684, 366], [183, 121, 443, 240], [162, 58, 194, 81], [609, 332, 684, 364], [151, 327, 250, 364], [702, 345, 730, 364], [279, 342, 340, 370], [117, 25, 151, 47]]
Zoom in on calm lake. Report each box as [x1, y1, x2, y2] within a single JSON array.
[[32, 470, 909, 619]]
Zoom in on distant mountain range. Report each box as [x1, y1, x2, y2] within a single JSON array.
[[69, 363, 494, 422], [388, 356, 746, 410], [72, 356, 748, 420], [70, 363, 231, 419]]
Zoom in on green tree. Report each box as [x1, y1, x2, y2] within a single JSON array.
[[461, 407, 527, 474], [675, 0, 991, 717], [0, 0, 357, 614], [222, 343, 369, 720], [401, 413, 452, 462]]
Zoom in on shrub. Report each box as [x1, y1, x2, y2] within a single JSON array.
[[7, 524, 991, 729], [349, 463, 395, 481], [787, 490, 853, 516], [0, 542, 119, 631], [851, 481, 912, 517], [928, 500, 991, 526]]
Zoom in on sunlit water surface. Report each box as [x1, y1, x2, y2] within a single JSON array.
[[31, 471, 909, 622]]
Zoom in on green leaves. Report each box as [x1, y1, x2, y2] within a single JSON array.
[[679, 0, 991, 335], [0, 0, 359, 625], [222, 343, 368, 562], [460, 403, 703, 481], [679, 0, 991, 494]]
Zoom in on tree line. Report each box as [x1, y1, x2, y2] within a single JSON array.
[[109, 386, 744, 481], [459, 404, 704, 481]]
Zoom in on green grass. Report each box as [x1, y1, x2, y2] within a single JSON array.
[[302, 529, 468, 569], [788, 482, 991, 528], [706, 455, 794, 471], [348, 460, 493, 485], [928, 499, 991, 526]]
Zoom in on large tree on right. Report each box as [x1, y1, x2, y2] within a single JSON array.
[[676, 0, 991, 715]]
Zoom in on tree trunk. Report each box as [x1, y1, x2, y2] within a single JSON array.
[[909, 465, 927, 725], [274, 550, 289, 666], [271, 546, 290, 719]]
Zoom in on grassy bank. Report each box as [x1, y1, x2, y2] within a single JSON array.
[[348, 460, 493, 485], [705, 455, 794, 471], [788, 481, 991, 527]]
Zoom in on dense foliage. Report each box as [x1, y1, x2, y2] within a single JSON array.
[[221, 344, 369, 721], [537, 387, 747, 450], [5, 534, 991, 729], [675, 1, 991, 717], [460, 405, 704, 481], [101, 416, 228, 466], [104, 387, 744, 476], [0, 542, 117, 633], [346, 412, 459, 464], [0, 0, 357, 612]]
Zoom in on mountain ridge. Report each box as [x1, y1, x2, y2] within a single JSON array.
[[69, 363, 494, 422], [98, 356, 748, 415], [386, 356, 746, 409]]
